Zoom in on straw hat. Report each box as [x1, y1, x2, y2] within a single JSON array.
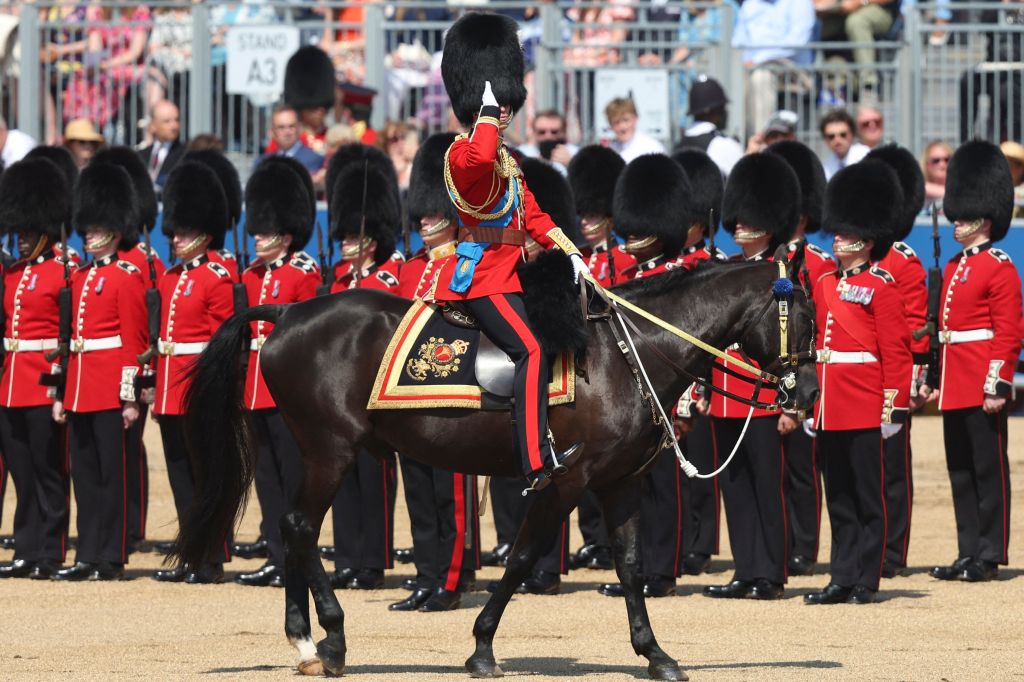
[[63, 118, 104, 143], [1000, 141, 1024, 165]]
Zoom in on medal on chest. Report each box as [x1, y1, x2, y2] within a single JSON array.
[[184, 279, 195, 297], [95, 277, 105, 294], [838, 280, 874, 305], [960, 266, 970, 284], [272, 280, 281, 299], [27, 274, 38, 291]]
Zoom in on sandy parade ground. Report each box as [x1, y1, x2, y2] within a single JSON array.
[[0, 414, 1022, 681]]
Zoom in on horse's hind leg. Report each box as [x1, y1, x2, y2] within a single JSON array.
[[466, 481, 583, 678], [598, 479, 687, 682]]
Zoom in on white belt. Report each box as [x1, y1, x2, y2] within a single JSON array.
[[158, 339, 208, 356], [939, 328, 994, 344], [71, 335, 122, 353], [817, 349, 878, 364], [3, 337, 59, 352], [250, 337, 267, 351]]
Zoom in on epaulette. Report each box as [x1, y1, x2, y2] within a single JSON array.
[[217, 248, 236, 261], [389, 250, 407, 263], [136, 243, 158, 258], [292, 251, 316, 265], [893, 242, 916, 259], [117, 260, 140, 274], [988, 247, 1012, 263], [869, 265, 895, 283], [289, 256, 317, 273], [207, 262, 231, 278], [711, 246, 727, 261], [376, 270, 399, 287], [806, 242, 831, 260]]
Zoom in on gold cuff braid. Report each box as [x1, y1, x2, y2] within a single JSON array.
[[546, 228, 581, 258]]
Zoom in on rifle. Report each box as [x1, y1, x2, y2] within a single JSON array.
[[136, 225, 162, 371], [231, 219, 248, 314], [916, 206, 943, 389], [354, 159, 369, 286], [315, 219, 334, 297], [708, 207, 717, 255], [40, 228, 72, 400], [0, 235, 10, 369], [605, 218, 617, 285]]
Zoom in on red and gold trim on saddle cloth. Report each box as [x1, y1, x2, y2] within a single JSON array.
[[368, 299, 575, 410]]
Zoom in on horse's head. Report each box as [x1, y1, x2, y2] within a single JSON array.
[[734, 247, 819, 413]]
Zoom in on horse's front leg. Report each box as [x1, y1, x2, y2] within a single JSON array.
[[598, 477, 687, 682]]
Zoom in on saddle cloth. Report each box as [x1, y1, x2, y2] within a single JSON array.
[[367, 299, 575, 410]]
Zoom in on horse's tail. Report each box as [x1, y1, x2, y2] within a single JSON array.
[[171, 304, 287, 568]]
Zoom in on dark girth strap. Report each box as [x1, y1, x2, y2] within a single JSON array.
[[459, 226, 526, 246]]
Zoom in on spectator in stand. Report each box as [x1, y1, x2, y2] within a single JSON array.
[[819, 108, 869, 179], [732, 0, 816, 139], [605, 97, 665, 163], [816, 0, 901, 95], [313, 124, 358, 194], [676, 76, 744, 176], [958, 2, 1024, 143], [337, 82, 379, 145], [315, 0, 367, 84], [563, 0, 635, 67], [668, 0, 735, 124], [0, 116, 37, 166], [517, 110, 580, 175], [41, 1, 92, 144], [1001, 141, 1024, 218], [137, 100, 184, 194], [746, 109, 799, 154], [921, 139, 952, 212], [80, 2, 153, 127], [62, 118, 104, 169], [258, 104, 324, 175], [380, 120, 419, 191], [145, 5, 193, 114], [856, 105, 887, 149]]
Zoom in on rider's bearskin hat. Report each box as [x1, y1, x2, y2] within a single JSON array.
[[161, 160, 230, 244], [73, 162, 139, 239], [613, 153, 694, 254], [284, 46, 336, 110], [245, 156, 315, 251], [0, 157, 71, 241], [325, 143, 397, 207], [521, 157, 578, 242], [92, 146, 158, 246], [824, 159, 904, 261], [765, 140, 826, 234], [671, 149, 723, 231], [943, 139, 1015, 242], [442, 12, 527, 128], [182, 149, 242, 248], [865, 144, 925, 242], [329, 161, 400, 265], [722, 152, 801, 246], [568, 144, 625, 219], [407, 132, 458, 226]]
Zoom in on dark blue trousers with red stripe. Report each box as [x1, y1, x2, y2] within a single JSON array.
[[463, 292, 553, 476], [68, 410, 129, 565], [332, 450, 397, 571]]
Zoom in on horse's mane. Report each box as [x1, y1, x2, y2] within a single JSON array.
[[612, 259, 767, 300]]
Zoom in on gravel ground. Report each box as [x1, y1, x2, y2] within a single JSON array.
[[0, 415, 1021, 681]]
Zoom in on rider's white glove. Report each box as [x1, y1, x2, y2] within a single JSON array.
[[880, 422, 903, 440], [570, 253, 590, 284], [482, 80, 499, 108]]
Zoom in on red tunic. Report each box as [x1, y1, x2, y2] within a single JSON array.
[[876, 241, 930, 391], [787, 239, 835, 289], [936, 242, 1023, 410], [398, 243, 457, 301], [330, 258, 402, 293], [243, 252, 320, 410], [210, 248, 240, 281], [154, 254, 234, 415], [813, 263, 913, 430], [585, 244, 636, 287], [118, 243, 167, 284], [0, 252, 68, 408], [64, 256, 148, 413]]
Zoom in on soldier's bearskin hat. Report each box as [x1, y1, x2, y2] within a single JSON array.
[[182, 149, 242, 249], [865, 144, 925, 242], [943, 139, 1015, 242], [92, 146, 158, 245], [613, 153, 693, 253], [824, 159, 904, 261], [671, 149, 723, 230], [325, 143, 397, 206], [722, 152, 801, 245], [442, 13, 527, 127], [0, 157, 71, 240], [73, 162, 139, 239], [407, 132, 458, 225], [765, 140, 826, 233], [284, 46, 336, 110], [569, 144, 625, 218], [25, 145, 79, 190], [245, 157, 315, 251], [329, 162, 400, 265], [161, 160, 229, 243], [520, 157, 578, 242]]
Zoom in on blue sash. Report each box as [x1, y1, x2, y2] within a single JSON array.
[[448, 176, 520, 294]]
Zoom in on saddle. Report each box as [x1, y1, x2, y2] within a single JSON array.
[[441, 302, 515, 399]]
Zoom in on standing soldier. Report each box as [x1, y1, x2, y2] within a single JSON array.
[[865, 144, 928, 578], [703, 153, 800, 601], [806, 160, 912, 605], [0, 158, 72, 579], [235, 156, 320, 588], [182, 149, 244, 279], [150, 161, 235, 584], [927, 140, 1021, 583], [567, 144, 634, 287], [53, 163, 148, 581]]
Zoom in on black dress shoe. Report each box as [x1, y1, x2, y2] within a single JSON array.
[[930, 556, 974, 581], [152, 565, 188, 582], [90, 562, 125, 581], [515, 569, 560, 595], [29, 561, 61, 580], [480, 543, 511, 567], [152, 540, 176, 555], [419, 588, 462, 611], [597, 582, 624, 597], [54, 561, 97, 581], [319, 545, 336, 560], [644, 575, 676, 598], [330, 567, 357, 589], [703, 580, 753, 599], [788, 554, 815, 576], [234, 563, 282, 587], [185, 563, 224, 584], [348, 568, 384, 590], [401, 577, 418, 591], [0, 536, 15, 550], [394, 547, 415, 564], [0, 559, 34, 578], [881, 561, 909, 578], [570, 544, 613, 570], [231, 539, 268, 560], [848, 585, 876, 604], [682, 552, 711, 576], [750, 579, 784, 600], [389, 587, 434, 611], [803, 583, 853, 605], [960, 559, 998, 582]]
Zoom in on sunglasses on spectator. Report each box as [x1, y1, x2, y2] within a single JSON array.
[[858, 118, 882, 129], [533, 127, 563, 137], [928, 156, 950, 165], [825, 131, 850, 140]]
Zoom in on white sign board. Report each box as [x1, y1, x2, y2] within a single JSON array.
[[226, 26, 301, 102], [594, 69, 671, 141]]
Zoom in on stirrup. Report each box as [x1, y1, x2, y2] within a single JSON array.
[[522, 471, 553, 497], [550, 442, 584, 476]]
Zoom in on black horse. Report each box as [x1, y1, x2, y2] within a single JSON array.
[[174, 253, 819, 681]]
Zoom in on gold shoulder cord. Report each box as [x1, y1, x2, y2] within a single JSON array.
[[443, 136, 521, 222]]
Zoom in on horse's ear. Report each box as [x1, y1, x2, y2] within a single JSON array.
[[788, 243, 806, 279], [771, 243, 789, 267]]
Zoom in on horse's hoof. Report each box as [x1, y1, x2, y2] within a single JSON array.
[[465, 654, 504, 678], [317, 638, 346, 677], [297, 658, 323, 676], [648, 660, 687, 681]]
